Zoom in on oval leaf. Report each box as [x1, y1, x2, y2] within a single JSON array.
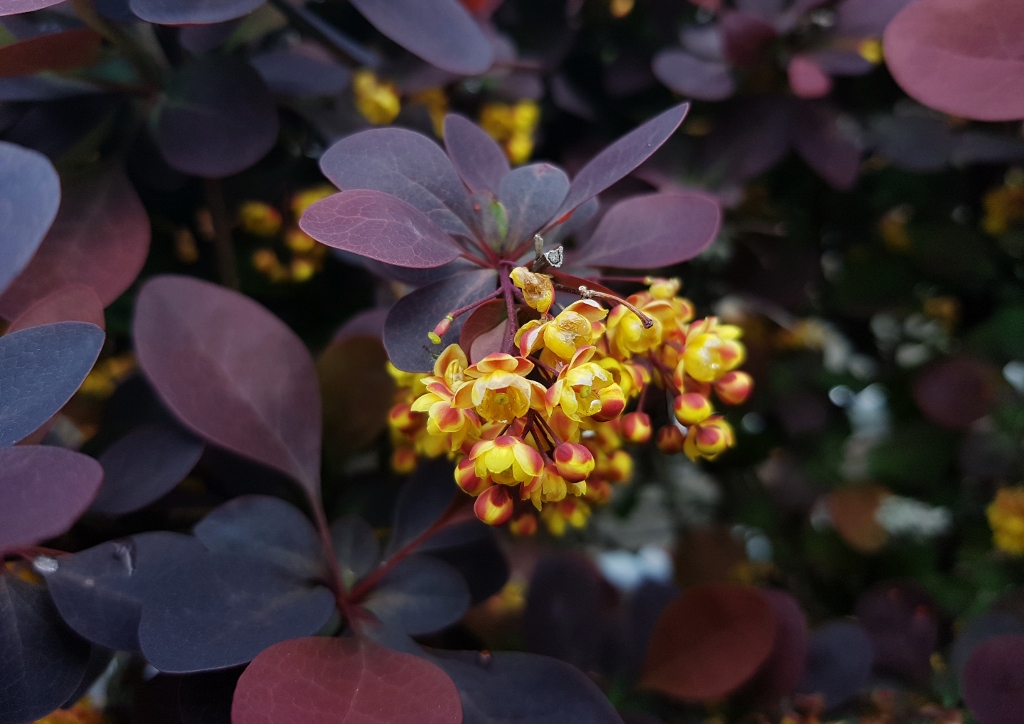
[[962, 634, 1024, 724], [331, 515, 380, 588], [363, 555, 470, 636], [250, 45, 351, 97], [950, 613, 1024, 685], [0, 0, 64, 15], [5, 284, 105, 335], [498, 163, 569, 246], [232, 636, 463, 724], [133, 275, 323, 497], [797, 620, 873, 710], [0, 322, 104, 448], [652, 50, 735, 101], [792, 101, 861, 190], [129, 0, 264, 25], [444, 113, 510, 194], [746, 589, 808, 703], [0, 141, 59, 298], [855, 583, 938, 683]]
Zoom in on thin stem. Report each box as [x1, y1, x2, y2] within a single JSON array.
[[71, 0, 163, 88], [553, 283, 655, 329], [311, 502, 348, 611], [448, 288, 502, 321], [203, 179, 240, 289], [498, 268, 519, 355]]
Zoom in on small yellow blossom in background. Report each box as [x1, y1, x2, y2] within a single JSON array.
[[858, 37, 884, 64], [290, 186, 334, 218], [610, 0, 634, 18], [879, 205, 913, 252], [988, 486, 1024, 555], [238, 201, 283, 237], [480, 101, 540, 165], [173, 228, 199, 264], [982, 173, 1024, 235], [410, 87, 449, 137], [247, 188, 331, 284], [80, 354, 136, 399], [33, 698, 103, 724], [923, 295, 960, 333], [353, 70, 401, 126]]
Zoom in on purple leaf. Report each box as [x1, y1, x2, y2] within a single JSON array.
[[0, 446, 103, 552], [386, 459, 460, 557], [0, 322, 104, 448], [250, 44, 350, 97], [193, 495, 326, 580], [0, 576, 89, 723], [383, 269, 498, 372], [0, 0, 63, 15], [331, 515, 380, 586], [963, 635, 1024, 724], [701, 97, 794, 183], [720, 10, 777, 67], [792, 101, 861, 190], [797, 620, 873, 710], [0, 141, 59, 298], [128, 0, 263, 25], [883, 0, 1024, 122], [348, 0, 493, 75], [138, 552, 336, 673], [178, 20, 241, 54], [576, 192, 721, 269], [429, 650, 622, 724], [133, 275, 323, 497], [837, 0, 917, 38], [444, 113, 510, 194], [363, 555, 470, 635], [811, 49, 875, 76], [869, 112, 955, 172], [498, 163, 569, 246], [319, 127, 473, 237], [746, 590, 808, 703], [950, 613, 1024, 685], [735, 0, 786, 19], [420, 523, 508, 604], [552, 102, 690, 222], [90, 424, 204, 516], [855, 583, 938, 684], [301, 190, 461, 268], [153, 57, 278, 178], [0, 168, 149, 321], [46, 532, 207, 651], [652, 50, 736, 101], [6, 284, 105, 335]]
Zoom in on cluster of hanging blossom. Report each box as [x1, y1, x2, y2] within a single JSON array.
[[387, 269, 752, 535], [240, 187, 334, 283]]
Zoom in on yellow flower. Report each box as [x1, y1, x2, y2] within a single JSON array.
[[509, 267, 555, 315], [453, 353, 545, 424], [410, 87, 448, 137], [34, 698, 104, 724], [982, 182, 1024, 236], [516, 300, 607, 361], [239, 201, 282, 237], [541, 497, 591, 536], [679, 318, 746, 383], [988, 487, 1024, 555], [545, 346, 625, 423], [480, 101, 540, 165], [291, 185, 336, 218], [683, 415, 735, 462], [353, 70, 401, 125], [470, 435, 544, 486]]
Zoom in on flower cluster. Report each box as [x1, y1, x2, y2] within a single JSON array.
[[241, 187, 334, 283], [387, 270, 752, 535]]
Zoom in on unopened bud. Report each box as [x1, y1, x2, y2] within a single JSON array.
[[621, 411, 652, 444], [714, 371, 753, 405], [455, 457, 491, 496], [656, 424, 686, 454], [553, 442, 595, 483], [391, 446, 417, 474], [388, 402, 420, 432], [509, 510, 538, 536], [430, 315, 454, 344], [474, 485, 514, 526], [673, 392, 712, 425]]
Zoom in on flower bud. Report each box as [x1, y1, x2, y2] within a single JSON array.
[[714, 371, 753, 405], [605, 449, 633, 483], [584, 478, 612, 505], [474, 485, 514, 526], [553, 442, 595, 483], [238, 201, 282, 237], [673, 393, 712, 425], [509, 510, 538, 536], [391, 446, 417, 474], [429, 315, 453, 345], [455, 457, 491, 496], [656, 424, 686, 454], [388, 402, 420, 433], [647, 277, 680, 299], [592, 384, 626, 422], [620, 411, 652, 444], [684, 416, 735, 461]]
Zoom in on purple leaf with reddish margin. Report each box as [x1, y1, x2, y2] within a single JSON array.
[[577, 192, 720, 269], [363, 555, 470, 636], [319, 127, 473, 237], [0, 576, 89, 724], [963, 635, 1024, 724], [348, 0, 493, 75], [652, 51, 735, 101], [129, 0, 264, 25], [0, 0, 63, 15], [0, 322, 104, 448], [384, 268, 498, 372], [884, 0, 1024, 121], [301, 190, 461, 268], [792, 101, 861, 190], [0, 446, 103, 552], [746, 590, 808, 703], [138, 551, 336, 673], [193, 495, 326, 580], [153, 58, 278, 178], [797, 620, 873, 710], [0, 168, 149, 321], [90, 423, 205, 516], [444, 113, 510, 194], [0, 141, 59, 298], [429, 649, 622, 724], [498, 163, 569, 246], [232, 636, 463, 724], [5, 284, 104, 335], [46, 532, 207, 651], [133, 275, 323, 497], [551, 102, 690, 222]]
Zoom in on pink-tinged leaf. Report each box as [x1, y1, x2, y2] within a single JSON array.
[[232, 636, 462, 724], [913, 356, 998, 430], [133, 275, 323, 497], [498, 163, 569, 245], [128, 0, 263, 24], [552, 103, 690, 222], [5, 284, 104, 335], [653, 50, 736, 101], [792, 101, 861, 190], [788, 55, 833, 98], [300, 190, 460, 269], [153, 57, 278, 178], [797, 620, 873, 709], [348, 0, 493, 75], [0, 0, 63, 14], [0, 446, 103, 552], [0, 141, 59, 298], [720, 10, 777, 67], [460, 299, 506, 364], [444, 113, 510, 194], [641, 584, 778, 701], [320, 127, 473, 237], [576, 192, 721, 269], [883, 0, 1024, 121], [962, 634, 1024, 724], [746, 590, 808, 703], [0, 168, 149, 321], [0, 29, 101, 79]]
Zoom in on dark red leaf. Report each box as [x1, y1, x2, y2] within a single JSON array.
[[232, 636, 462, 724], [551, 102, 690, 222], [0, 141, 59, 298], [0, 167, 149, 320], [128, 0, 263, 24], [652, 50, 736, 101], [319, 127, 473, 238], [5, 284, 105, 335], [797, 620, 873, 710], [0, 0, 64, 14], [301, 190, 460, 268], [348, 0, 493, 75], [0, 29, 101, 79], [0, 446, 103, 552], [498, 163, 569, 246], [883, 0, 1024, 121], [913, 356, 997, 430], [576, 191, 721, 269], [792, 101, 861, 190], [746, 590, 808, 703], [363, 555, 470, 635], [962, 634, 1024, 724], [133, 275, 323, 497], [153, 57, 278, 178], [641, 583, 778, 701], [720, 10, 777, 67], [444, 113, 510, 194]]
